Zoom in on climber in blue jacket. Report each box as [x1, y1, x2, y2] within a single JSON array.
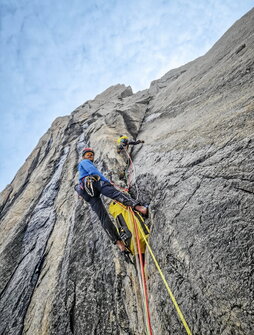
[[79, 156, 110, 183], [75, 147, 148, 252]]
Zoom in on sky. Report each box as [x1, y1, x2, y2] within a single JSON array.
[[0, 0, 253, 192]]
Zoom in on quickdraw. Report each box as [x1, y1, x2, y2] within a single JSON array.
[[82, 175, 100, 197]]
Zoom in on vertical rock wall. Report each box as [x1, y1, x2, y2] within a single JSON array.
[[0, 8, 254, 335]]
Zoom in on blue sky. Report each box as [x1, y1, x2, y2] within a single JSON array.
[[0, 0, 253, 191]]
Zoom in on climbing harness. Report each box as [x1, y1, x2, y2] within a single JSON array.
[[82, 175, 100, 197]]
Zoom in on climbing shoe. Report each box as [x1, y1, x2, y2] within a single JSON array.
[[121, 250, 133, 264], [134, 205, 149, 217]]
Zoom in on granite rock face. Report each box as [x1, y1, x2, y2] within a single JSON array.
[[0, 8, 254, 335]]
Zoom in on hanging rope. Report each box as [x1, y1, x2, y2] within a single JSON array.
[[111, 147, 138, 195], [128, 208, 153, 335], [130, 213, 146, 332], [123, 147, 132, 190], [124, 148, 139, 199], [112, 202, 192, 334], [131, 208, 193, 335]]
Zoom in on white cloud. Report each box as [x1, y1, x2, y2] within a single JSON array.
[[0, 0, 253, 190]]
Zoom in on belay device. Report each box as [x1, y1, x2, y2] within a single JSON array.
[[108, 201, 149, 254]]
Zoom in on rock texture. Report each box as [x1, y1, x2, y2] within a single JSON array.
[[0, 8, 254, 335]]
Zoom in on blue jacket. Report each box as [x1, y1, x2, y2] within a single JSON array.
[[78, 159, 110, 183]]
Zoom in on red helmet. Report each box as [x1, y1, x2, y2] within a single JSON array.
[[82, 147, 94, 156]]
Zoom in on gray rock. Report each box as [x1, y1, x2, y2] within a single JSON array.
[[0, 8, 254, 335]]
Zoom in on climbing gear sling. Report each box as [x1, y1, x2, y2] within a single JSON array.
[[81, 175, 100, 197]]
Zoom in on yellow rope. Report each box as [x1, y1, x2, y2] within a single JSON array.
[[129, 209, 153, 335], [127, 209, 150, 334], [130, 208, 193, 335]]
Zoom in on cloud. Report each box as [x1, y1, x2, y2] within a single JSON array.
[[0, 0, 253, 190]]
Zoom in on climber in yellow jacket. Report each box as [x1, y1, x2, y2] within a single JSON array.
[[117, 135, 144, 154]]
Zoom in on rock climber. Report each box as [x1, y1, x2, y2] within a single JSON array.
[[117, 135, 144, 154], [75, 147, 148, 253]]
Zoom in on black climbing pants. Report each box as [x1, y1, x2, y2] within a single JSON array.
[[75, 180, 139, 243]]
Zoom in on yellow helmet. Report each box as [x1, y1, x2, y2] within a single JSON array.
[[117, 135, 128, 144]]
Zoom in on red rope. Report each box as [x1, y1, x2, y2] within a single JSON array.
[[110, 149, 134, 192], [125, 149, 134, 190], [110, 181, 129, 192], [130, 209, 153, 335]]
